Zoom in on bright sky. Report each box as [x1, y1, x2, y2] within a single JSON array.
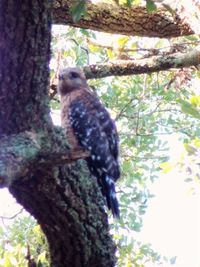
[[138, 135, 200, 267], [139, 171, 200, 267]]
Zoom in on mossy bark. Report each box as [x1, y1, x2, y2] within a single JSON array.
[[9, 162, 116, 267], [0, 1, 116, 266]]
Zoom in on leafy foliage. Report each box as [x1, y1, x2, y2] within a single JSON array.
[[176, 137, 200, 194], [113, 0, 142, 6], [49, 26, 200, 266], [70, 0, 87, 23], [0, 215, 49, 267], [146, 0, 157, 12]]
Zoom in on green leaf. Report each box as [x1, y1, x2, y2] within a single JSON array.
[[50, 99, 60, 110], [146, 0, 157, 12], [160, 162, 174, 173], [185, 35, 199, 42], [193, 137, 200, 148], [38, 251, 47, 263], [125, 0, 132, 7], [184, 143, 196, 154], [133, 222, 142, 232], [70, 0, 87, 23], [3, 254, 12, 267], [107, 49, 114, 59], [190, 95, 200, 107], [117, 36, 129, 48], [178, 99, 200, 119]]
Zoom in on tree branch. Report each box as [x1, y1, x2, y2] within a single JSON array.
[[49, 47, 200, 97], [165, 0, 200, 35], [0, 208, 24, 220], [52, 0, 193, 38], [84, 47, 200, 79], [0, 130, 89, 188]]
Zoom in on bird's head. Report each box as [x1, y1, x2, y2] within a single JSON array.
[[58, 67, 87, 95]]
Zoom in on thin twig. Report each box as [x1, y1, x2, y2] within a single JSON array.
[[0, 207, 24, 220]]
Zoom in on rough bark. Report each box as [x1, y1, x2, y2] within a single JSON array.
[[9, 162, 116, 267], [0, 1, 116, 267], [0, 130, 89, 187], [82, 47, 200, 79], [0, 1, 52, 135], [52, 0, 193, 38]]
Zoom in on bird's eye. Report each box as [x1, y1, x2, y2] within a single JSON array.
[[69, 72, 79, 79]]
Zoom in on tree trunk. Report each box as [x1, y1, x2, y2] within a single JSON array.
[[0, 1, 116, 266], [9, 163, 116, 267]]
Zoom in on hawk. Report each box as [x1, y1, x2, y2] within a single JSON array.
[[58, 67, 120, 217]]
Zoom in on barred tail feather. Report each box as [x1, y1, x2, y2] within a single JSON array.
[[104, 175, 120, 218]]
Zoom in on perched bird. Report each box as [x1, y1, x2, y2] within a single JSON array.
[[58, 67, 120, 217]]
